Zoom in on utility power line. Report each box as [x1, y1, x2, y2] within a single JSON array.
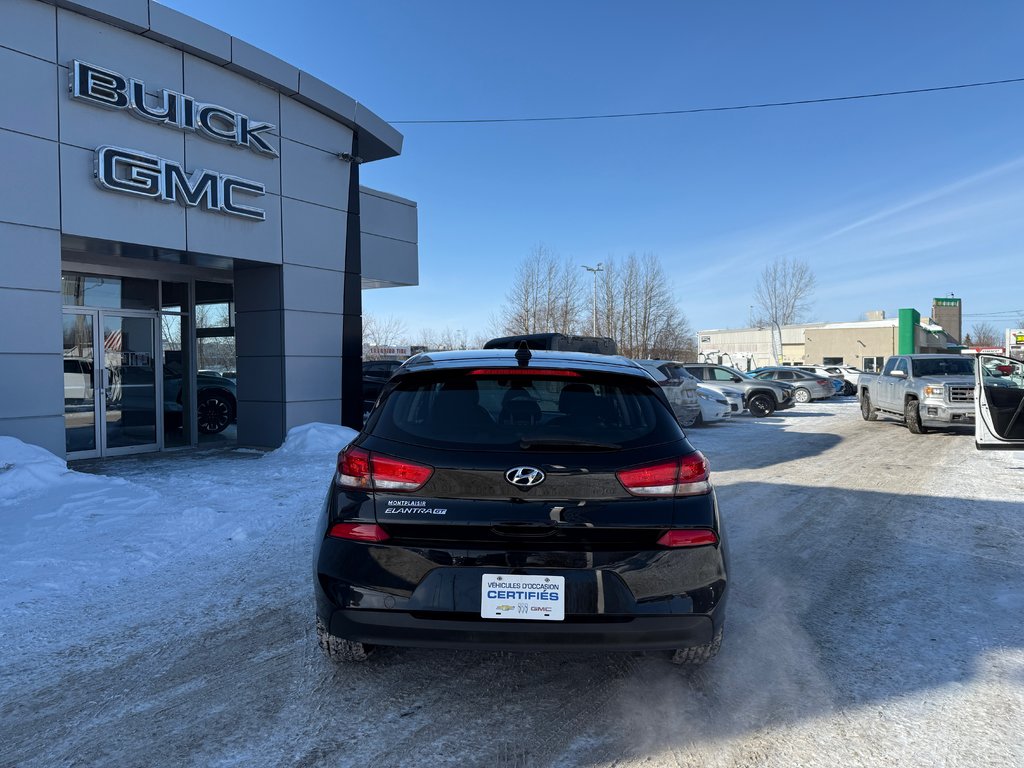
[[390, 76, 1024, 125]]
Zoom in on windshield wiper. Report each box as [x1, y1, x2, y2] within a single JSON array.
[[519, 438, 621, 451]]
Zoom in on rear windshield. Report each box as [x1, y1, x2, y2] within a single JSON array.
[[369, 371, 681, 450], [912, 358, 974, 377]]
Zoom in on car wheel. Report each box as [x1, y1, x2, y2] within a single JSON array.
[[690, 412, 704, 427], [747, 394, 775, 417], [794, 387, 811, 404], [905, 399, 928, 434], [671, 626, 723, 666], [197, 391, 234, 434], [679, 410, 699, 428], [843, 381, 856, 396], [860, 392, 878, 421], [316, 616, 370, 662]]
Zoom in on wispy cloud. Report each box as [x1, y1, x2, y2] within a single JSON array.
[[683, 155, 1024, 328]]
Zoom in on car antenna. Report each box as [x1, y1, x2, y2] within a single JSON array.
[[515, 340, 532, 367]]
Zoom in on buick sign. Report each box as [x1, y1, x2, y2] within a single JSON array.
[[95, 145, 266, 221], [70, 61, 278, 157]]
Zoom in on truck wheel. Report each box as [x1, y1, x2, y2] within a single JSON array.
[[316, 616, 370, 662], [860, 392, 878, 421], [747, 394, 775, 417], [794, 387, 811, 404], [905, 399, 928, 434]]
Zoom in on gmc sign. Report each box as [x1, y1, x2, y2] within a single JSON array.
[[95, 145, 266, 221]]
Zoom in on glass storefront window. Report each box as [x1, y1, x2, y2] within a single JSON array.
[[62, 274, 159, 310]]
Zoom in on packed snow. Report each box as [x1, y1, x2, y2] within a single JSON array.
[[1, 406, 1022, 767]]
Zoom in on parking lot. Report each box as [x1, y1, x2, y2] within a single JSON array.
[[2, 400, 1023, 767]]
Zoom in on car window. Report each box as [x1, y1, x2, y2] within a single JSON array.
[[683, 366, 705, 380], [775, 370, 793, 380], [911, 357, 974, 377], [663, 365, 698, 382], [370, 371, 680, 450], [710, 368, 736, 382]]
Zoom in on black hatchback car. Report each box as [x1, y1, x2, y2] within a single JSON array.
[[314, 348, 728, 665]]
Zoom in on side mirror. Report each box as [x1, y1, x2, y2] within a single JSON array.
[[732, 376, 742, 383], [891, 370, 907, 378]]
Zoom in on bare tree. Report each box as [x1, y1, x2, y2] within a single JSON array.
[[751, 257, 816, 363], [969, 322, 1001, 348], [363, 313, 407, 349], [599, 253, 694, 359], [498, 244, 586, 335]]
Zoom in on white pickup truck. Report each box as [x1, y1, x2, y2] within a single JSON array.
[[857, 354, 976, 433]]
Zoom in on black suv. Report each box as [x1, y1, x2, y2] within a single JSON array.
[[314, 348, 728, 665]]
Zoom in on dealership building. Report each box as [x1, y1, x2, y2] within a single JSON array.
[[698, 302, 962, 372], [1, 0, 418, 459]]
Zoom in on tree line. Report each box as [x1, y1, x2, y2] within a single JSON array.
[[498, 245, 697, 360]]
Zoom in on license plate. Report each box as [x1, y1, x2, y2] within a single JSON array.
[[480, 574, 565, 621]]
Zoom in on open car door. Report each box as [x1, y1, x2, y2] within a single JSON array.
[[975, 353, 1024, 449]]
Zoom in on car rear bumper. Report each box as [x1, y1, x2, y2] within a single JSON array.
[[315, 535, 728, 651], [325, 606, 718, 651]]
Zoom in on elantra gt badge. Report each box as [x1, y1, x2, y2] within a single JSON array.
[[505, 466, 545, 487]]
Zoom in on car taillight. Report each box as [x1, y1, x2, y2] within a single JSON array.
[[327, 522, 390, 542], [336, 446, 372, 489], [616, 452, 711, 497], [335, 446, 433, 492], [817, 379, 828, 386], [657, 529, 718, 547], [371, 453, 434, 491]]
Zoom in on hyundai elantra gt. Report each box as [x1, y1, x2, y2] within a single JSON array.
[[313, 347, 728, 664]]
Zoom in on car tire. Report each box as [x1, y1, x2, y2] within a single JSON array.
[[316, 616, 370, 662], [747, 393, 775, 417], [843, 381, 856, 396], [860, 392, 878, 421], [197, 391, 235, 435], [679, 410, 699, 428], [905, 399, 928, 434], [671, 627, 723, 666], [794, 387, 812, 404]]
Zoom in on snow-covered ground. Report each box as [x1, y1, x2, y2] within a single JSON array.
[[1, 404, 1022, 767]]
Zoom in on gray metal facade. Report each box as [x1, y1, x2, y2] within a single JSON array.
[[0, 0, 418, 456]]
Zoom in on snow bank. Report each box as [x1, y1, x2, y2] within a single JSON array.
[[272, 423, 357, 456], [0, 437, 75, 500]]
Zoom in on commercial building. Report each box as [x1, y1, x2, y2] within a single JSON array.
[[1, 0, 418, 459], [698, 307, 960, 372]]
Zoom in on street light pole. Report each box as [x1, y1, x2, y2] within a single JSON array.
[[582, 263, 604, 336]]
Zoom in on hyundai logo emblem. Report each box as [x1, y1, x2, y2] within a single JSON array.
[[505, 466, 546, 487]]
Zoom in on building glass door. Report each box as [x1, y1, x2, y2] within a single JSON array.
[[63, 309, 161, 458], [63, 311, 99, 456], [102, 313, 160, 453]]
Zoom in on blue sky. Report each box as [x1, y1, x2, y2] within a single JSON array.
[[165, 0, 1024, 337]]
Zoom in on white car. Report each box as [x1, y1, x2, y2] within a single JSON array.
[[695, 386, 732, 423], [700, 384, 745, 415], [633, 359, 702, 427]]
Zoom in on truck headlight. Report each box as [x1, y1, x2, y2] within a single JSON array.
[[923, 385, 944, 397]]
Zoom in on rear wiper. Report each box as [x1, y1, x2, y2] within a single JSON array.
[[519, 438, 620, 451]]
